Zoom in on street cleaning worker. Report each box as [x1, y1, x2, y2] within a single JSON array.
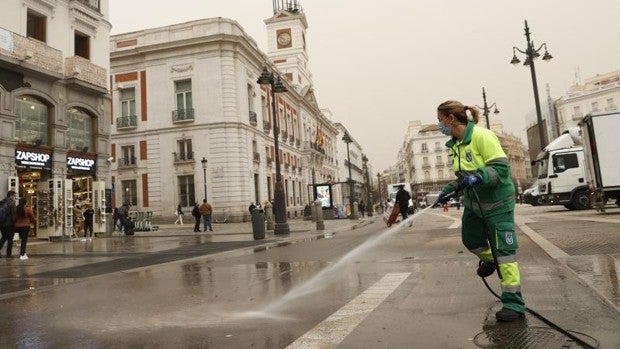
[[435, 100, 525, 322]]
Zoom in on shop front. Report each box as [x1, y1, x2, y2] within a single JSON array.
[[11, 147, 107, 240]]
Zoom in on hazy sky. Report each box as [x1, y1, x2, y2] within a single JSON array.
[[109, 1, 620, 171]]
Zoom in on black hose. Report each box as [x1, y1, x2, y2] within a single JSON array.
[[471, 187, 600, 349]]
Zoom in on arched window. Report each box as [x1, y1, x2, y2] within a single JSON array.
[[67, 108, 94, 151], [15, 95, 49, 145]]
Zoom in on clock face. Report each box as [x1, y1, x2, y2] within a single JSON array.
[[277, 32, 291, 46]]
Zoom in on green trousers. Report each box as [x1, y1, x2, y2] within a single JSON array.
[[461, 209, 525, 314]]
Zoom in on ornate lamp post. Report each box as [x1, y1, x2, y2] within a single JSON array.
[[342, 132, 358, 219], [201, 157, 208, 201], [362, 154, 372, 217], [510, 20, 553, 150], [257, 67, 290, 234], [475, 87, 500, 129]]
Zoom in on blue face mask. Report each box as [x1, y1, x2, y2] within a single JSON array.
[[438, 122, 452, 136]]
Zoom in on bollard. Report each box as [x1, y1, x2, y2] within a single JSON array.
[[350, 201, 360, 219], [264, 202, 274, 231], [314, 200, 325, 230], [251, 207, 266, 239]]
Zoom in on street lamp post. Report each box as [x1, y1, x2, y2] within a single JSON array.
[[362, 154, 372, 217], [201, 157, 208, 201], [342, 132, 358, 219], [510, 20, 553, 150], [475, 87, 500, 129], [257, 67, 290, 234]]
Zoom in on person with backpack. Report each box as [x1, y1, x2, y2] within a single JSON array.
[[0, 190, 17, 258], [191, 202, 201, 232], [14, 197, 35, 260]]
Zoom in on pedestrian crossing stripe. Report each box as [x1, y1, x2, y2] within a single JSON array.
[[285, 272, 411, 349]]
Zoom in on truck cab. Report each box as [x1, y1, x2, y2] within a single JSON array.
[[533, 128, 591, 210]]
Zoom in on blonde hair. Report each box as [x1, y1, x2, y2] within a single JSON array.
[[437, 100, 480, 124]]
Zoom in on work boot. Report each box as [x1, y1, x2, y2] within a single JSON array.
[[477, 261, 496, 278], [495, 308, 524, 322]]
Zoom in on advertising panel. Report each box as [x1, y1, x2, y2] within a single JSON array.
[[314, 184, 333, 209]]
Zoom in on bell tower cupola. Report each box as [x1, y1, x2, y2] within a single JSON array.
[[265, 0, 312, 92]]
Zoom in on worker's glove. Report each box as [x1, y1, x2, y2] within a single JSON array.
[[462, 173, 482, 188], [433, 191, 451, 208]]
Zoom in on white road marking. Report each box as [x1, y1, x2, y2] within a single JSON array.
[[515, 216, 569, 259], [425, 211, 461, 229], [285, 272, 411, 349]]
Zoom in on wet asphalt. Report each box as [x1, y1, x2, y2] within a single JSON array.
[[0, 205, 618, 348]]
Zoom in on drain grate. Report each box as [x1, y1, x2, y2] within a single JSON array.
[[474, 326, 580, 348]]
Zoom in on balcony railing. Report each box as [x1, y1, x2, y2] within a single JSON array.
[[422, 163, 431, 169], [434, 147, 443, 152], [263, 120, 271, 133], [0, 29, 63, 75], [249, 111, 257, 126], [64, 55, 106, 89], [116, 115, 137, 129], [571, 112, 584, 120], [119, 156, 137, 168], [173, 151, 194, 163], [172, 108, 195, 123], [253, 152, 260, 162], [605, 105, 617, 111], [289, 135, 294, 145], [73, 0, 101, 11]]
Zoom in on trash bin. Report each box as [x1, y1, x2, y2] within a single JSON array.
[[251, 208, 265, 240]]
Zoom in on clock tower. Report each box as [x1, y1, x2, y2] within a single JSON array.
[[265, 0, 312, 91]]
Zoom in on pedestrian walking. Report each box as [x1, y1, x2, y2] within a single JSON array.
[[191, 202, 201, 232], [174, 204, 184, 225], [435, 100, 524, 322], [83, 204, 95, 237], [395, 185, 411, 221], [199, 199, 213, 232], [112, 207, 120, 231], [358, 200, 365, 217], [0, 191, 17, 258], [14, 198, 35, 260]]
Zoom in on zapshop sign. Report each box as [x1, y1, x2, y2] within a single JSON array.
[[67, 156, 96, 172], [15, 150, 52, 170]]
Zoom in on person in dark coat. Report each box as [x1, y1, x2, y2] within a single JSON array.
[[191, 202, 201, 232], [83, 204, 95, 237], [0, 190, 17, 258], [395, 185, 412, 221]]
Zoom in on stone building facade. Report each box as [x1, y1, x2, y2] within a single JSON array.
[[0, 0, 111, 239], [109, 9, 338, 222]]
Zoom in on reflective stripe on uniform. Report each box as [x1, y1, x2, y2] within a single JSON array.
[[485, 166, 498, 186], [499, 261, 520, 287], [496, 255, 517, 264]]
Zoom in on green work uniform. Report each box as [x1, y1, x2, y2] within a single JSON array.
[[443, 122, 525, 314]]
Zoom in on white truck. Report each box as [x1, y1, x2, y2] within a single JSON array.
[[532, 128, 591, 210], [579, 111, 620, 211]]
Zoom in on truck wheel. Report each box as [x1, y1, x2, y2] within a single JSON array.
[[571, 190, 591, 210]]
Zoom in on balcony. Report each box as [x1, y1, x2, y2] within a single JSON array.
[[296, 139, 300, 147], [263, 120, 271, 133], [173, 151, 194, 164], [249, 111, 257, 126], [421, 149, 429, 153], [64, 55, 106, 90], [289, 135, 294, 145], [571, 112, 583, 121], [253, 152, 260, 163], [267, 157, 273, 166], [118, 156, 137, 168], [72, 0, 100, 11], [172, 109, 195, 123], [0, 30, 63, 76], [422, 163, 431, 169], [605, 105, 617, 111], [116, 115, 137, 129], [434, 147, 443, 152]]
